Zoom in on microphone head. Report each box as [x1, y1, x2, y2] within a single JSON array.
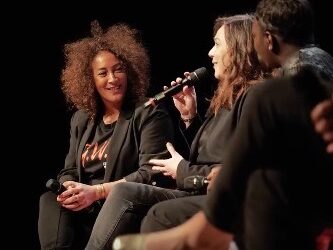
[[46, 179, 66, 194], [189, 67, 210, 86], [143, 67, 211, 108], [184, 175, 208, 190]]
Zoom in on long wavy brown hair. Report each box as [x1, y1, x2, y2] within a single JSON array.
[[61, 21, 150, 118], [209, 14, 263, 114]]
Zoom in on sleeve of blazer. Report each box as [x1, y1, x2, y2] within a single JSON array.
[[179, 115, 203, 148], [176, 159, 216, 189], [58, 110, 88, 184], [176, 90, 253, 189], [123, 103, 175, 184]]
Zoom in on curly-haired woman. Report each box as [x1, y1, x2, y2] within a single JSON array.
[[38, 21, 176, 250]]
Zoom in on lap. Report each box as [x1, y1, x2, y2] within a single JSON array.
[[141, 195, 206, 232]]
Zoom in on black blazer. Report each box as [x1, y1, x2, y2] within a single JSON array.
[[57, 101, 175, 187]]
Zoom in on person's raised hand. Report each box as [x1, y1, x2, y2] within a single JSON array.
[[149, 142, 183, 179], [164, 72, 197, 121], [311, 96, 333, 154]]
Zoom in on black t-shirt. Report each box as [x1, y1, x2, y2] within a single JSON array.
[[81, 120, 117, 185]]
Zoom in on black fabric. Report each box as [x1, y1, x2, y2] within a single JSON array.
[[204, 69, 333, 250], [82, 120, 116, 185], [176, 106, 240, 189], [38, 192, 102, 250], [57, 101, 175, 187], [38, 101, 177, 250], [141, 195, 206, 233]]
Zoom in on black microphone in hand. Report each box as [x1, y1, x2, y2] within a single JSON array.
[[184, 175, 209, 193], [144, 67, 209, 107], [46, 179, 67, 195]]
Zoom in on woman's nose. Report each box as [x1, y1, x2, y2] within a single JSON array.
[[108, 72, 117, 82]]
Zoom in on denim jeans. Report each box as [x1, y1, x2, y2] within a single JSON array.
[[85, 182, 190, 250], [38, 192, 101, 250]]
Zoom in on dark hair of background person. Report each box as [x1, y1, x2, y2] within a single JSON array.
[[255, 0, 315, 46]]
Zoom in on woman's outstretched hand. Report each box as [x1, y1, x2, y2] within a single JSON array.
[[149, 142, 183, 179]]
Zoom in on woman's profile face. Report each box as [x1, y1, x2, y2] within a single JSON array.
[[92, 50, 128, 108], [208, 25, 230, 81]]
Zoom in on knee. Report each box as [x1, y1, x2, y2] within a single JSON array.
[[38, 192, 61, 226], [39, 191, 57, 207], [141, 202, 170, 233], [109, 182, 140, 201], [145, 202, 164, 220], [141, 205, 159, 233]]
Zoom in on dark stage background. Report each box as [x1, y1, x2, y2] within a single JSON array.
[[26, 1, 330, 248]]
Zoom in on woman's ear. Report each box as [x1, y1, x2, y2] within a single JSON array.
[[265, 31, 280, 54]]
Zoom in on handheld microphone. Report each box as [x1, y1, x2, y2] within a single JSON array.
[[144, 67, 209, 107], [46, 179, 67, 195], [46, 179, 95, 213], [184, 175, 209, 191]]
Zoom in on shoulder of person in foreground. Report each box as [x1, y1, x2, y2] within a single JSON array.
[[243, 67, 333, 114], [203, 69, 333, 232], [227, 67, 333, 168], [300, 46, 333, 80]]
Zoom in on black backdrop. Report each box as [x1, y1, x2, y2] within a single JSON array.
[[26, 1, 330, 248]]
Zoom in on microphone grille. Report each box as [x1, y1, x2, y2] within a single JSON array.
[[184, 175, 207, 190], [192, 67, 209, 83], [46, 179, 60, 193]]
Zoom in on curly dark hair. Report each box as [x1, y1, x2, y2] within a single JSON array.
[[255, 0, 314, 46], [209, 14, 263, 114], [61, 21, 150, 118]]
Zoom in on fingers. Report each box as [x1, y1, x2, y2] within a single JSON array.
[[323, 131, 333, 142], [71, 194, 80, 203], [63, 181, 76, 189], [314, 116, 333, 134], [173, 94, 186, 104], [311, 99, 333, 124], [166, 142, 176, 156], [311, 99, 333, 135], [175, 77, 182, 84], [152, 166, 171, 177], [61, 196, 85, 211], [183, 85, 196, 95], [59, 181, 80, 199], [152, 166, 166, 172], [60, 189, 76, 198], [327, 143, 333, 154], [59, 193, 80, 205], [206, 171, 213, 180], [184, 72, 190, 77], [149, 158, 166, 166]]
